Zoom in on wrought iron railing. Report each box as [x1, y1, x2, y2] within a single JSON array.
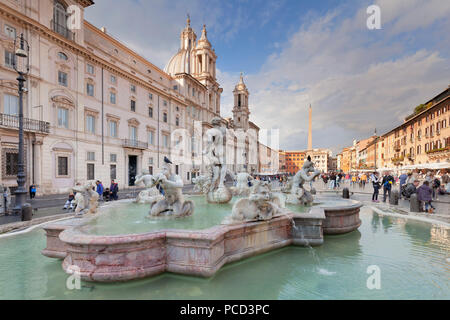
[[0, 113, 50, 133], [122, 139, 148, 149], [51, 19, 75, 41]]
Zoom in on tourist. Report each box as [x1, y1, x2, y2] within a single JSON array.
[[360, 173, 367, 190], [442, 170, 450, 193], [63, 190, 75, 210], [110, 180, 119, 200], [96, 180, 104, 201], [431, 176, 441, 200], [351, 174, 357, 188], [382, 171, 395, 203], [417, 181, 435, 213], [103, 187, 110, 201], [29, 185, 36, 199], [399, 172, 408, 198], [370, 171, 380, 202]]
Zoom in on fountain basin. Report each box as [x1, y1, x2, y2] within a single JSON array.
[[317, 198, 363, 234], [43, 209, 326, 282]]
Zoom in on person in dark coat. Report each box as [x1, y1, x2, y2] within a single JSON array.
[[110, 180, 119, 200], [417, 181, 435, 213], [382, 172, 395, 202]]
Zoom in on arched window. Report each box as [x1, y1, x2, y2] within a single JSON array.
[[417, 145, 421, 155], [58, 52, 68, 61]]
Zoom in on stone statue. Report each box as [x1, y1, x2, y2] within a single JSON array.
[[134, 170, 164, 204], [203, 117, 232, 203], [231, 172, 254, 196], [227, 180, 285, 223], [149, 157, 194, 217], [192, 174, 212, 194], [281, 177, 293, 193], [72, 182, 99, 215], [286, 156, 321, 205]]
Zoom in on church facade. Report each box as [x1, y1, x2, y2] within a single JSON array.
[[0, 0, 277, 195]]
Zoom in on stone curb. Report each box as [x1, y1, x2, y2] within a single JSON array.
[[0, 213, 75, 235]]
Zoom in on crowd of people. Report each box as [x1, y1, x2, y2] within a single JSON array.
[[63, 179, 119, 211]]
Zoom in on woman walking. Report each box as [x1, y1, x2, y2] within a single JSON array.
[[370, 171, 380, 202]]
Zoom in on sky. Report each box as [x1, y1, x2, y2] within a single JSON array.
[[85, 0, 450, 154]]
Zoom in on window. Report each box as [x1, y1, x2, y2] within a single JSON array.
[[130, 126, 137, 141], [57, 107, 69, 128], [110, 75, 116, 84], [57, 156, 68, 176], [87, 151, 95, 161], [58, 71, 68, 87], [87, 83, 94, 96], [131, 84, 136, 93], [131, 100, 136, 112], [87, 64, 94, 74], [5, 50, 15, 68], [110, 164, 117, 180], [58, 52, 68, 61], [5, 152, 18, 176], [3, 94, 18, 115], [86, 115, 95, 134], [149, 93, 153, 100], [163, 134, 169, 148], [110, 153, 117, 163], [176, 117, 179, 126], [53, 1, 68, 36], [175, 165, 179, 175], [148, 131, 154, 145], [110, 92, 116, 104], [148, 166, 153, 175], [163, 112, 168, 123], [163, 100, 167, 107], [148, 107, 153, 118], [173, 85, 178, 91], [109, 120, 117, 137], [87, 163, 95, 180], [192, 88, 195, 96], [4, 25, 16, 39], [148, 157, 154, 165]]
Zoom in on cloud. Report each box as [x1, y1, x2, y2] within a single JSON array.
[[224, 0, 450, 154]]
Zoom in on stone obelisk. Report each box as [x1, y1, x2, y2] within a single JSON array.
[[307, 104, 312, 150]]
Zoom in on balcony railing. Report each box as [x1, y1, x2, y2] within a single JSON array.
[[0, 113, 50, 134], [51, 19, 75, 41], [122, 139, 148, 149]]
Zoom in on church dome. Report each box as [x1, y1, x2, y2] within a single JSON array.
[[164, 49, 191, 76]]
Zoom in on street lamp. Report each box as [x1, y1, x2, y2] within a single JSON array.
[[12, 33, 30, 215]]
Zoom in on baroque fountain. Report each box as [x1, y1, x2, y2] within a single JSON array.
[[40, 119, 363, 283]]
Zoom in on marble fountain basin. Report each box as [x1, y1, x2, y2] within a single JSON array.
[[41, 196, 362, 282]]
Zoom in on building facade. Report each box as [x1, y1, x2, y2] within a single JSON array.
[[0, 0, 264, 194]]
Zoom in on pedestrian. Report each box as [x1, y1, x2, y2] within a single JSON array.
[[382, 171, 395, 202], [360, 173, 367, 190], [399, 172, 408, 198], [29, 184, 36, 199], [110, 180, 119, 200], [63, 190, 75, 210], [103, 187, 110, 201], [417, 181, 435, 213], [431, 176, 441, 200], [370, 171, 380, 202], [96, 180, 104, 201]]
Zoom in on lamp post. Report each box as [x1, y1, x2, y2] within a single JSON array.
[[12, 33, 30, 215]]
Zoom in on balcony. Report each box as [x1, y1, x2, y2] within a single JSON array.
[[51, 19, 75, 41], [0, 113, 50, 134], [122, 139, 148, 150]]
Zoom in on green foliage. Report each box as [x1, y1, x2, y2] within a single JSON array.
[[414, 104, 426, 114]]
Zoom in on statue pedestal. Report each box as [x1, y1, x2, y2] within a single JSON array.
[[207, 186, 232, 204]]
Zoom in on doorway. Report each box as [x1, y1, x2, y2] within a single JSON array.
[[128, 155, 137, 186]]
